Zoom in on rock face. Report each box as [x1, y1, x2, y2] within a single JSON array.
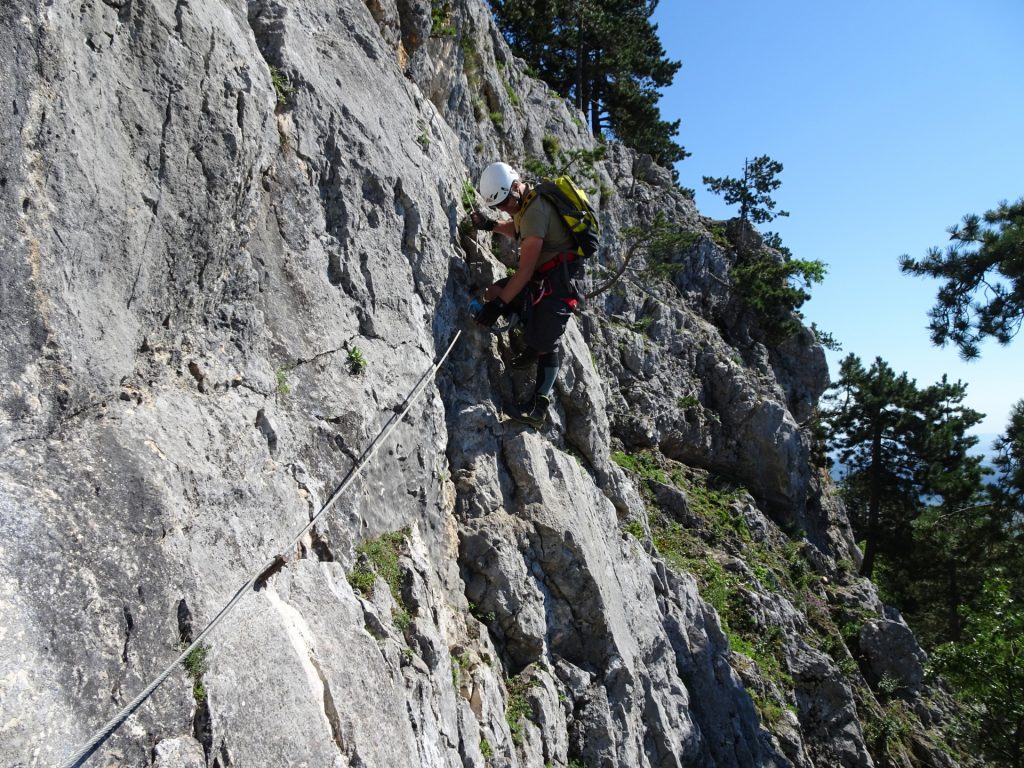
[[0, 1, 967, 767]]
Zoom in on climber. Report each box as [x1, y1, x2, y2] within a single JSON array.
[[469, 161, 585, 428]]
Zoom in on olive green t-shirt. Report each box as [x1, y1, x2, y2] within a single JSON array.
[[514, 190, 576, 266]]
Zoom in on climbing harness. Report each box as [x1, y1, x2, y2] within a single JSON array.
[[536, 251, 577, 275], [529, 276, 553, 306], [58, 330, 463, 768]]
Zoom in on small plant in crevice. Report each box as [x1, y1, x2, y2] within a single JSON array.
[[347, 528, 413, 635], [709, 223, 730, 249], [268, 65, 294, 108], [503, 80, 520, 107], [461, 35, 484, 115], [275, 367, 291, 396], [392, 607, 412, 634], [505, 674, 537, 746], [624, 519, 646, 540], [860, 694, 914, 764], [347, 346, 368, 375], [451, 651, 473, 689], [182, 644, 209, 703], [430, 0, 456, 36], [876, 672, 902, 702], [348, 529, 408, 599], [750, 690, 785, 727], [468, 601, 496, 625], [629, 316, 654, 335], [479, 738, 494, 759], [677, 394, 699, 410], [416, 120, 431, 150], [471, 95, 487, 121], [461, 179, 477, 212], [541, 133, 560, 160]]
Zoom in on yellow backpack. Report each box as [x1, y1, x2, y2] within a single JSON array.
[[525, 176, 600, 258]]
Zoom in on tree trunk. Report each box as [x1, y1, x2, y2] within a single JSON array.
[[860, 427, 884, 578], [946, 560, 962, 641], [574, 18, 585, 114], [589, 49, 601, 135], [740, 158, 750, 222]]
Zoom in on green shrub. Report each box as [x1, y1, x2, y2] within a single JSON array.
[[347, 346, 368, 375], [348, 529, 408, 598], [862, 699, 913, 757], [275, 367, 291, 396], [269, 65, 294, 107], [624, 520, 646, 539], [461, 180, 477, 211], [611, 450, 667, 485], [731, 251, 827, 342], [182, 645, 209, 703], [504, 81, 520, 107], [542, 134, 561, 159], [630, 316, 654, 334], [430, 0, 455, 36], [751, 691, 784, 726], [524, 145, 607, 190], [348, 529, 413, 635], [505, 674, 536, 745]]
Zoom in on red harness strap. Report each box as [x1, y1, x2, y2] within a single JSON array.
[[531, 252, 580, 310], [536, 251, 578, 274]]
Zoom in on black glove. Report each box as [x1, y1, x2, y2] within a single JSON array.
[[474, 298, 505, 327], [470, 208, 496, 232]]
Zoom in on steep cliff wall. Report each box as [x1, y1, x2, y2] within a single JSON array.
[[0, 1, 966, 767]]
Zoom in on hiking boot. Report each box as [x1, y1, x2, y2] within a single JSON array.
[[508, 394, 550, 428]]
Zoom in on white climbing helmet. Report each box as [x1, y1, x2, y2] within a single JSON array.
[[479, 161, 519, 207]]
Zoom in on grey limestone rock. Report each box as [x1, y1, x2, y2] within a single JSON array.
[[859, 618, 928, 694], [0, 0, 964, 767], [152, 736, 206, 768]]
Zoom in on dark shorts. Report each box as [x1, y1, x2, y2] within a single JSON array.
[[499, 258, 584, 354]]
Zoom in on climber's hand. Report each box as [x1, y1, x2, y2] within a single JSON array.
[[474, 298, 505, 327]]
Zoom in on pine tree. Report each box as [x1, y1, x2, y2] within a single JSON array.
[[822, 354, 923, 578], [825, 366, 1008, 646], [989, 400, 1024, 603], [703, 156, 790, 224], [489, 0, 687, 168], [883, 376, 989, 644], [992, 399, 1024, 519], [730, 242, 827, 342], [899, 197, 1024, 359], [986, 399, 1024, 584]]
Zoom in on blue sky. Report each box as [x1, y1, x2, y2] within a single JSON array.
[[651, 0, 1024, 441]]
